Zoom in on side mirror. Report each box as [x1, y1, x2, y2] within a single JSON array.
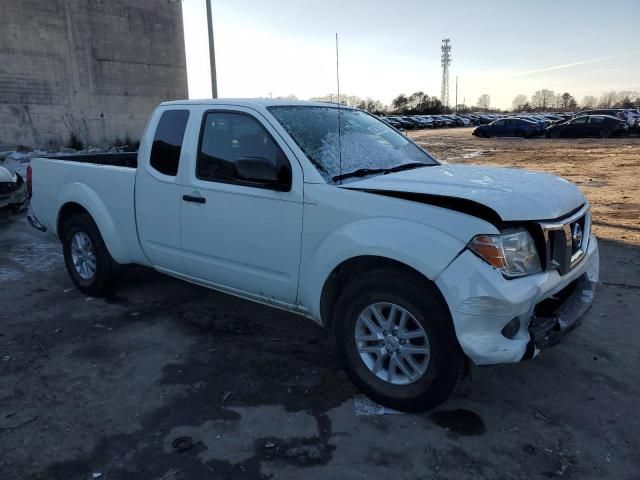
[[235, 157, 290, 191]]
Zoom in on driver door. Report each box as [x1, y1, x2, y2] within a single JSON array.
[[180, 107, 304, 304]]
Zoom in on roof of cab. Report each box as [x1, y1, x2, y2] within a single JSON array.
[[159, 98, 355, 109]]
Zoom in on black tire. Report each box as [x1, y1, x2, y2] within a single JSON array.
[[514, 129, 525, 137], [333, 268, 464, 412], [600, 128, 612, 138], [550, 129, 561, 139], [62, 213, 117, 296]]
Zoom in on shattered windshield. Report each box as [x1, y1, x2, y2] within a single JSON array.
[[268, 106, 438, 182]]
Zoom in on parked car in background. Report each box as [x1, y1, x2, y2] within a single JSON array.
[[444, 115, 469, 127], [473, 118, 541, 138], [415, 116, 435, 128], [410, 116, 432, 128], [541, 114, 565, 124], [474, 115, 494, 125], [380, 116, 399, 127], [578, 109, 625, 120], [27, 99, 599, 412], [515, 115, 546, 130], [458, 114, 479, 125], [428, 115, 445, 127], [546, 115, 628, 138], [433, 115, 455, 127], [379, 117, 407, 135], [389, 116, 413, 129], [0, 164, 28, 214], [398, 116, 423, 129], [621, 109, 640, 129]]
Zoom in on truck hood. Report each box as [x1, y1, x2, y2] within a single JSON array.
[[341, 164, 585, 222]]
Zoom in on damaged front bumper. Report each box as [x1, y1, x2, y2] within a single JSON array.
[[435, 234, 599, 365], [522, 273, 596, 359]]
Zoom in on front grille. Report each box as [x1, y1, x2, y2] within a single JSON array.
[[538, 205, 590, 275], [0, 182, 18, 194]]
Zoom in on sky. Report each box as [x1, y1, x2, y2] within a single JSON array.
[[181, 0, 640, 109]]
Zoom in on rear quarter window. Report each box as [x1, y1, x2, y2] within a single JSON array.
[[150, 110, 190, 176]]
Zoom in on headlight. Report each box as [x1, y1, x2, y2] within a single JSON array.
[[469, 228, 542, 278]]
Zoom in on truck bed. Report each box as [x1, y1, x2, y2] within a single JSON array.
[[45, 152, 137, 168], [30, 155, 148, 265]]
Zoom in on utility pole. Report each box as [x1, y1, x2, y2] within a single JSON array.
[[205, 0, 218, 98], [440, 38, 451, 110]]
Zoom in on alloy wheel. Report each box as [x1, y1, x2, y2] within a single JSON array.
[[354, 302, 430, 385], [70, 231, 96, 280]]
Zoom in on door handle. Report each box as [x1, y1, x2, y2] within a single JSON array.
[[182, 194, 206, 204]]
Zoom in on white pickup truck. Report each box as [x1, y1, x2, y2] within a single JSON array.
[[28, 99, 599, 411]]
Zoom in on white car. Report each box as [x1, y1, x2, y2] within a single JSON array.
[[0, 164, 27, 214], [28, 100, 599, 411]]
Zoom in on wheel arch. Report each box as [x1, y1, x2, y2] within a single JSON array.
[[57, 202, 90, 238], [319, 255, 450, 330], [55, 183, 130, 263]]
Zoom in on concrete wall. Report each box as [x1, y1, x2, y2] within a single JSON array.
[[0, 0, 188, 148]]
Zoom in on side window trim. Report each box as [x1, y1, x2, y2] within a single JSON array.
[[195, 109, 292, 191]]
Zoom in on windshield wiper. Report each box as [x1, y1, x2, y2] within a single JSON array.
[[332, 162, 432, 182], [384, 162, 432, 173], [332, 168, 388, 182]]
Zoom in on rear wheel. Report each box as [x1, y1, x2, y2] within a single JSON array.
[[333, 268, 464, 412], [62, 213, 117, 296], [600, 128, 612, 138], [550, 129, 561, 139]]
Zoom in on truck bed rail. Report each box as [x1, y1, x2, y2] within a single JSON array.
[[45, 152, 137, 168]]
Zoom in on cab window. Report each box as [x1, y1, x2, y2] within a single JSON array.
[[149, 110, 189, 176], [197, 112, 291, 190]]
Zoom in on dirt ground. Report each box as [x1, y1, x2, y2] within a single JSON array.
[[410, 128, 640, 245], [1, 130, 639, 479]]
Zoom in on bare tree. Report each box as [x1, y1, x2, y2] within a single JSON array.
[[309, 93, 365, 106], [477, 94, 491, 110], [614, 90, 640, 108], [356, 98, 385, 114], [598, 91, 617, 108], [554, 94, 563, 109], [569, 97, 578, 110], [512, 94, 529, 111], [408, 91, 426, 111], [560, 92, 576, 111], [531, 89, 555, 110], [392, 94, 409, 112], [581, 95, 597, 109]]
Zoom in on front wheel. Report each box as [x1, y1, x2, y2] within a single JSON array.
[[333, 268, 464, 412], [600, 128, 612, 138], [62, 213, 117, 296]]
